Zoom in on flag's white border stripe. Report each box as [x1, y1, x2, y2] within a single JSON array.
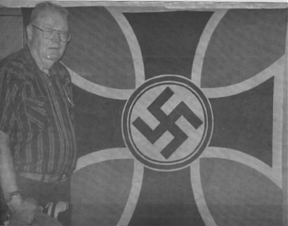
[[64, 65, 134, 99], [200, 147, 282, 188], [272, 63, 284, 183], [75, 148, 133, 171], [117, 161, 144, 226], [191, 159, 218, 226], [62, 8, 145, 100], [75, 148, 143, 226], [107, 8, 145, 89], [106, 7, 218, 13], [191, 146, 282, 226], [202, 56, 285, 98], [191, 10, 227, 87]]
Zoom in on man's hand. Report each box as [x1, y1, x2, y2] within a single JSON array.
[[7, 195, 39, 225]]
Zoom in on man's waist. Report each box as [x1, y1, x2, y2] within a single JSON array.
[[18, 172, 70, 183]]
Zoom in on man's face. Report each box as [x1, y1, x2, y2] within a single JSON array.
[[28, 10, 69, 69]]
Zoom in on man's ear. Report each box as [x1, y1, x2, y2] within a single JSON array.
[[26, 24, 33, 41]]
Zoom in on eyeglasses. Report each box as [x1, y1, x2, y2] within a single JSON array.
[[32, 25, 71, 43]]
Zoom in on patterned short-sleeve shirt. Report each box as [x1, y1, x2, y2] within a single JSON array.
[[0, 45, 77, 176]]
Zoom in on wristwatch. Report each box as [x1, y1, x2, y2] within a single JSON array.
[[4, 190, 20, 203]]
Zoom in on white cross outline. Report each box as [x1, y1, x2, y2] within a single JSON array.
[[64, 8, 285, 226]]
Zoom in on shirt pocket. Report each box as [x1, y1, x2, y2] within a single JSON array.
[[19, 96, 50, 131]]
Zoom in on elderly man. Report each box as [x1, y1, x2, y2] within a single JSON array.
[[0, 2, 76, 225]]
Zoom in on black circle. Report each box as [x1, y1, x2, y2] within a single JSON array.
[[122, 75, 213, 171]]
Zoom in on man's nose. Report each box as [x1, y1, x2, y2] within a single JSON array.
[[51, 31, 61, 42]]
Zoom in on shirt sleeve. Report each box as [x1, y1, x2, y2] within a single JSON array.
[[0, 66, 21, 136]]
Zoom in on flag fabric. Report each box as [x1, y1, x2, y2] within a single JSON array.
[[62, 7, 287, 226]]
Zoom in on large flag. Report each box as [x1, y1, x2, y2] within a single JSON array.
[[60, 7, 287, 226]]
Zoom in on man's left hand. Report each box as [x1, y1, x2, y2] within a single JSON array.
[[7, 196, 39, 225]]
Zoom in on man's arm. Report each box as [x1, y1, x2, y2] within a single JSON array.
[[0, 130, 19, 199], [0, 130, 37, 224]]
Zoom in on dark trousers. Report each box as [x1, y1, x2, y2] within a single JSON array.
[[17, 176, 72, 226], [0, 186, 9, 225]]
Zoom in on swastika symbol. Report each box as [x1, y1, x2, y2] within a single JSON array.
[[132, 87, 203, 159]]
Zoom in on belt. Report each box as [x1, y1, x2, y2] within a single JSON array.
[[18, 172, 69, 183]]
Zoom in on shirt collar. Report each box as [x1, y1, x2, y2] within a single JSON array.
[[23, 45, 60, 79], [23, 44, 41, 73]]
